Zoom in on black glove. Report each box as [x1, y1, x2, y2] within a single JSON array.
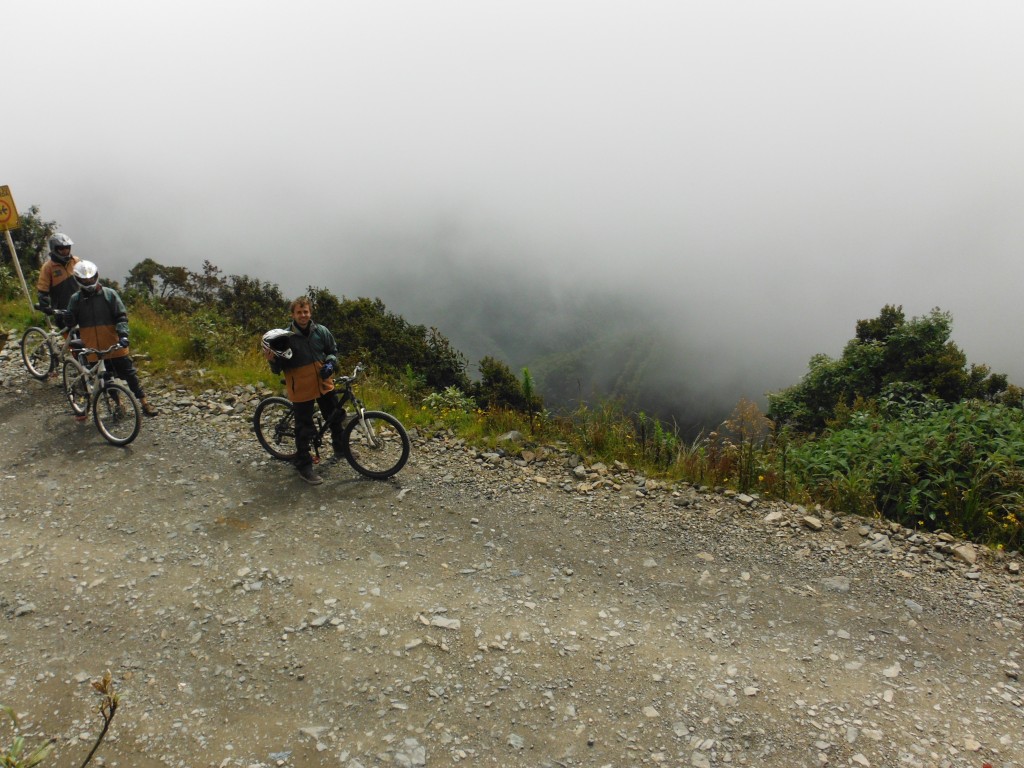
[[36, 302, 52, 315], [320, 361, 335, 379], [118, 334, 130, 349]]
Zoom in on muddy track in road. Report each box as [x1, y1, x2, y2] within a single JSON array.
[[1, 349, 1022, 768]]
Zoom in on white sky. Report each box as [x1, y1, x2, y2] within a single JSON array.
[[7, 0, 1024, 396]]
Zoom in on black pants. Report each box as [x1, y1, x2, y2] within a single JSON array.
[[293, 392, 345, 469], [103, 355, 145, 400]]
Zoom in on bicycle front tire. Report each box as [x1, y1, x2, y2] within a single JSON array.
[[253, 396, 298, 461], [343, 410, 410, 480], [21, 327, 55, 379], [93, 382, 141, 446], [62, 358, 90, 416]]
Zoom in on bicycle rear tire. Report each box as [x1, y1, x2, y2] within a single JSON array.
[[94, 382, 141, 446], [343, 410, 410, 480], [21, 327, 55, 379], [253, 396, 298, 461], [62, 358, 90, 416]]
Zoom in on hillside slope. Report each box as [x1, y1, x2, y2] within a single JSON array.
[[0, 338, 1022, 768]]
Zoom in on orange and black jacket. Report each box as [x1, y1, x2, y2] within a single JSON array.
[[36, 255, 81, 311], [270, 322, 338, 403], [66, 287, 131, 361]]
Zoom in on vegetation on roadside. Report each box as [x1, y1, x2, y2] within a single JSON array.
[[2, 207, 1022, 553], [767, 304, 1018, 433], [0, 704, 52, 768], [0, 672, 118, 768]]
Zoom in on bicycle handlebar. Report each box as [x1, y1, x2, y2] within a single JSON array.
[[35, 305, 76, 326], [76, 343, 125, 357], [36, 304, 70, 321], [336, 362, 365, 384]]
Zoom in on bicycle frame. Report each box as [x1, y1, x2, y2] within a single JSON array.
[[253, 361, 411, 479], [37, 306, 81, 357], [313, 367, 369, 445], [66, 342, 125, 398], [62, 342, 143, 446], [79, 356, 112, 398], [53, 329, 80, 368]]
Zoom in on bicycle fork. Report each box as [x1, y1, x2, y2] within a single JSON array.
[[351, 408, 381, 447]]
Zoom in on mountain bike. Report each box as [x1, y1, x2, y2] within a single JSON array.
[[20, 306, 80, 380], [253, 363, 410, 480], [61, 341, 142, 446]]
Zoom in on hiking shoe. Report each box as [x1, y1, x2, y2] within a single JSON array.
[[141, 400, 159, 417], [297, 464, 323, 485]]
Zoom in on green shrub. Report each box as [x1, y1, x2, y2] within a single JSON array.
[[185, 309, 248, 365], [422, 386, 477, 414], [787, 399, 1024, 548], [634, 411, 680, 470], [0, 263, 20, 302]]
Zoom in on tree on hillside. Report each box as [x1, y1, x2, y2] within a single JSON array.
[[306, 288, 470, 391], [768, 305, 1012, 433], [473, 356, 539, 411], [0, 205, 57, 296], [115, 259, 477, 391], [124, 258, 192, 308], [125, 258, 287, 333], [192, 260, 226, 304], [217, 273, 287, 333]]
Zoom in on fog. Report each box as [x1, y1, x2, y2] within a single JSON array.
[[8, 1, 1024, 427]]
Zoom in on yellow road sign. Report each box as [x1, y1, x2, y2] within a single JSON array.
[[0, 185, 18, 231]]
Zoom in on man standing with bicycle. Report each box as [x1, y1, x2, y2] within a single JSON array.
[[65, 260, 159, 418], [36, 233, 80, 313], [263, 297, 345, 485]]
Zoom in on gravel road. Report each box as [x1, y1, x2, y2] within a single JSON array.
[[0, 339, 1022, 768]]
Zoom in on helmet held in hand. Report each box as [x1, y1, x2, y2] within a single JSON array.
[[262, 328, 294, 359]]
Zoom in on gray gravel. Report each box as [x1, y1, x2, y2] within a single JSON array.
[[0, 337, 1022, 768]]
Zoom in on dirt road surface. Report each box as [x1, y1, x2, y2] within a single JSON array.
[[1, 343, 1022, 768]]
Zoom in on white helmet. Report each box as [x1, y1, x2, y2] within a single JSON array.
[[262, 328, 294, 359], [72, 260, 101, 295], [49, 233, 74, 264]]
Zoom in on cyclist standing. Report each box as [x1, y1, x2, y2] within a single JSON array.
[[262, 296, 345, 485], [36, 233, 80, 313], [65, 260, 159, 418]]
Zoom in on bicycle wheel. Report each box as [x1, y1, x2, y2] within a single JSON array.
[[343, 410, 410, 480], [21, 327, 55, 379], [62, 358, 90, 416], [93, 382, 141, 446], [253, 396, 298, 461]]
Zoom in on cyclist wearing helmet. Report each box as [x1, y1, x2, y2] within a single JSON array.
[[263, 296, 345, 485], [65, 260, 159, 418], [36, 233, 80, 313]]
